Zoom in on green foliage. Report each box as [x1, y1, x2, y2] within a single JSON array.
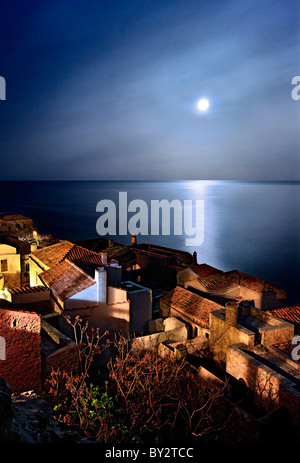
[[47, 319, 230, 443]]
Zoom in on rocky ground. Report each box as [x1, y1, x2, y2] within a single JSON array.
[[0, 377, 92, 443]]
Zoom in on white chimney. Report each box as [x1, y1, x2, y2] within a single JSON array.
[[94, 267, 107, 303]]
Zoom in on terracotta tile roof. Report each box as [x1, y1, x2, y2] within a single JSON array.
[[197, 269, 286, 295], [190, 263, 223, 278], [31, 241, 103, 269], [39, 260, 95, 301], [0, 214, 32, 222], [64, 244, 103, 268], [197, 270, 239, 293], [0, 235, 31, 255], [0, 219, 11, 228], [267, 306, 300, 325], [238, 272, 286, 295], [273, 341, 298, 359], [8, 285, 49, 295], [161, 286, 223, 328], [77, 238, 126, 254], [31, 241, 74, 267]]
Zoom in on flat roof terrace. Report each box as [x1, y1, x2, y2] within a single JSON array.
[[122, 281, 151, 293], [238, 313, 278, 334], [211, 306, 294, 347], [241, 346, 300, 392]]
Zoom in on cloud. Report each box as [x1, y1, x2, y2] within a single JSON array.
[[0, 0, 299, 179]]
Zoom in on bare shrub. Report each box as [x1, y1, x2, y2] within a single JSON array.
[[47, 319, 230, 443]]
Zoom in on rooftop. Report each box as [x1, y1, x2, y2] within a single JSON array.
[[189, 263, 223, 278], [241, 345, 300, 390], [0, 214, 33, 222], [267, 306, 300, 326], [122, 281, 150, 293], [161, 286, 223, 328], [0, 235, 31, 255], [31, 240, 103, 270], [39, 260, 95, 301], [0, 219, 11, 228], [8, 285, 49, 296], [197, 269, 286, 295], [135, 242, 191, 256]]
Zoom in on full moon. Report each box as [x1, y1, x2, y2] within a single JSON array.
[[197, 98, 210, 112]]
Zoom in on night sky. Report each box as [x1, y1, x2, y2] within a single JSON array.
[[1, 0, 299, 180]]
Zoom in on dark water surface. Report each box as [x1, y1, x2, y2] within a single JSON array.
[[0, 180, 299, 305]]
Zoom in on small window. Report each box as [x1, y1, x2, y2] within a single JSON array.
[[11, 318, 19, 328], [1, 260, 8, 272], [25, 263, 30, 272]]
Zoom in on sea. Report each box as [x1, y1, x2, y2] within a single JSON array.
[[0, 180, 299, 306]]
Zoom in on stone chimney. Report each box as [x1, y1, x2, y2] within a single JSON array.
[[225, 301, 239, 325], [192, 251, 197, 264], [30, 243, 38, 252], [100, 251, 107, 266], [131, 233, 137, 246], [239, 300, 253, 316]]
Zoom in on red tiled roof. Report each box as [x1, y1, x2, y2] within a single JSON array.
[[8, 285, 49, 295], [273, 340, 299, 359], [0, 235, 31, 255], [197, 269, 285, 295], [197, 270, 238, 293], [0, 219, 11, 228], [32, 241, 103, 269], [39, 260, 96, 301], [190, 263, 223, 278], [238, 272, 286, 295], [0, 214, 32, 221], [161, 286, 223, 328], [64, 244, 103, 268], [267, 306, 300, 325], [31, 241, 74, 267]]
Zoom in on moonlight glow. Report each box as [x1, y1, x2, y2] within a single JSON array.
[[197, 98, 210, 112]]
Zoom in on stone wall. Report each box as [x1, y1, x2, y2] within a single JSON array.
[[42, 344, 80, 390], [132, 318, 188, 351], [0, 309, 41, 394], [209, 309, 255, 366], [226, 343, 300, 435]]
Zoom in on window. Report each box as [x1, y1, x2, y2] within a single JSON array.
[[1, 260, 7, 272], [11, 318, 19, 328], [25, 263, 30, 272]]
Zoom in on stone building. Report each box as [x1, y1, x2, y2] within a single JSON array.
[[159, 287, 300, 438], [266, 305, 300, 334], [209, 301, 300, 436], [160, 285, 224, 338], [130, 242, 194, 288], [0, 235, 31, 288], [29, 241, 153, 337], [0, 304, 78, 394], [177, 264, 286, 310], [0, 214, 34, 236], [209, 301, 294, 366]]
